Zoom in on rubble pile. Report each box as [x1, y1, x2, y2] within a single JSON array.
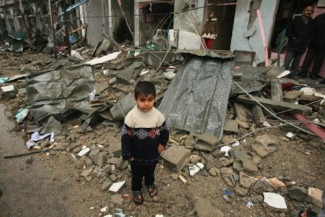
[[0, 41, 324, 217]]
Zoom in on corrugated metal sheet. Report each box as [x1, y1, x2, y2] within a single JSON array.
[[159, 54, 234, 138]]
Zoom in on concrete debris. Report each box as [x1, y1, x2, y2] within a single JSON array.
[[161, 145, 191, 172], [195, 198, 224, 217]]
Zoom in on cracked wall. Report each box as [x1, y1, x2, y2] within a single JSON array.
[[230, 0, 279, 64]]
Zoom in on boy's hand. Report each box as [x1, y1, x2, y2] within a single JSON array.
[[158, 144, 165, 153]]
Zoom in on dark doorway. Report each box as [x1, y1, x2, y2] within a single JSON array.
[[207, 0, 236, 50]]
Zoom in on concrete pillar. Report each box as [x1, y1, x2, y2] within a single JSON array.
[[134, 0, 140, 46]]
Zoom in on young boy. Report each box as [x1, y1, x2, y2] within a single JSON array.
[[121, 81, 169, 205]]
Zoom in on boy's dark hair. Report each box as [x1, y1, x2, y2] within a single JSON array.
[[134, 81, 156, 98]]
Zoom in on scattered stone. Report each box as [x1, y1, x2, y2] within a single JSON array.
[[161, 145, 191, 171], [208, 167, 219, 177], [223, 119, 239, 133], [252, 135, 278, 158], [239, 172, 257, 188], [308, 187, 323, 204], [221, 135, 235, 145], [251, 195, 264, 203], [80, 167, 94, 178], [288, 186, 307, 202], [235, 185, 249, 196], [170, 174, 179, 180], [102, 180, 112, 191], [1, 85, 16, 99], [195, 198, 224, 217], [110, 174, 117, 182], [110, 194, 124, 205], [219, 157, 233, 167], [269, 177, 286, 189]]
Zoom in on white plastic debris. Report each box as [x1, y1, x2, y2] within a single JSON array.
[[103, 215, 113, 217], [189, 164, 200, 176], [26, 139, 37, 150], [71, 50, 84, 60], [31, 132, 54, 143], [109, 181, 126, 193], [189, 163, 204, 176], [276, 70, 290, 78], [220, 146, 232, 157], [101, 206, 108, 213], [300, 87, 316, 96], [140, 69, 150, 76], [77, 147, 91, 157], [156, 214, 164, 217], [163, 71, 176, 80], [263, 192, 287, 209], [285, 132, 295, 139], [231, 140, 240, 147], [15, 108, 29, 123], [103, 69, 109, 75], [246, 200, 254, 208]]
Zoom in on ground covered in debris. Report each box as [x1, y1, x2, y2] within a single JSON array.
[[0, 49, 325, 217]]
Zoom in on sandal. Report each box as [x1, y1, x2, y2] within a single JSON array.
[[147, 184, 158, 197], [132, 191, 143, 205]]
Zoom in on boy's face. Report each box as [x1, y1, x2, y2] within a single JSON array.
[[135, 93, 155, 112]]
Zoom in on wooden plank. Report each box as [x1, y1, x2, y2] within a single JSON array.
[[236, 95, 312, 115]]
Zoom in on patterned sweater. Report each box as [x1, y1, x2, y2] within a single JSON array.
[[121, 106, 169, 165]]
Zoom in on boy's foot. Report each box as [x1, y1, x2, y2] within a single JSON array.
[[147, 184, 158, 197], [132, 191, 143, 205]]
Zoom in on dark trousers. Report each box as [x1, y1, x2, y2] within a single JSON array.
[[301, 47, 325, 76], [131, 163, 156, 191], [284, 50, 304, 72]]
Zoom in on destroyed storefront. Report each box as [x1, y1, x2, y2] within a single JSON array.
[[0, 0, 86, 53]]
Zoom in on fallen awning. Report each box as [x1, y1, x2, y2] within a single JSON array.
[[159, 54, 234, 138]]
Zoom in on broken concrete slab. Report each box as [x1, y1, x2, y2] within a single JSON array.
[[251, 135, 278, 158], [239, 172, 257, 188], [283, 90, 303, 103], [236, 95, 312, 115], [110, 92, 135, 121], [161, 145, 191, 172], [1, 85, 16, 99], [192, 133, 219, 146], [115, 61, 142, 85], [223, 119, 239, 134]]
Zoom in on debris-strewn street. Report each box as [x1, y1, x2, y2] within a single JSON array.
[[0, 1, 324, 216], [0, 37, 324, 217]]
